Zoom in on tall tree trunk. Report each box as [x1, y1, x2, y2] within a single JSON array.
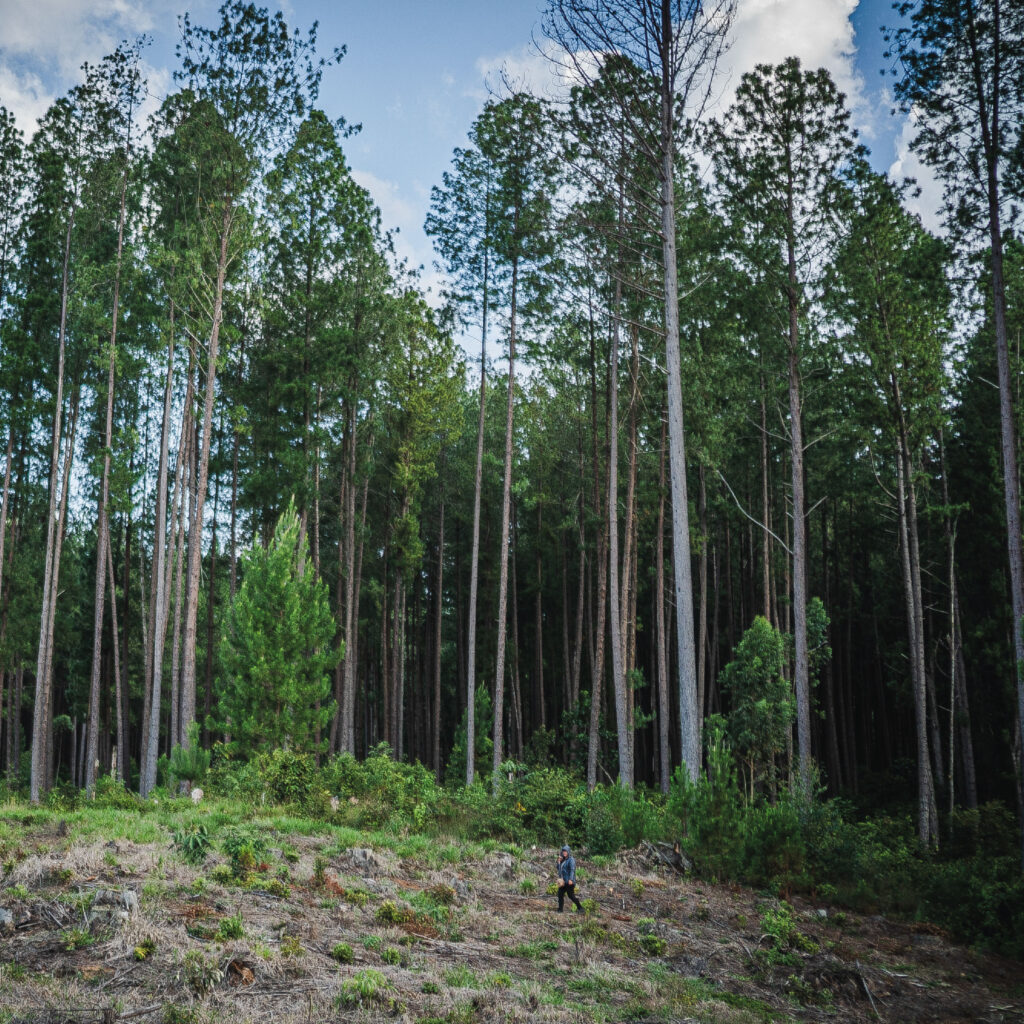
[[465, 235, 489, 786], [433, 494, 444, 780], [656, 412, 670, 793], [180, 206, 233, 739], [659, 5, 699, 780], [85, 119, 131, 796], [492, 250, 518, 790], [106, 538, 124, 781], [535, 501, 545, 731], [30, 206, 77, 803], [607, 274, 630, 787], [587, 295, 609, 791], [897, 446, 938, 847], [785, 195, 811, 798], [963, 0, 1024, 867]]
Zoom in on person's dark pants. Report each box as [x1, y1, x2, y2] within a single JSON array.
[[558, 882, 583, 912]]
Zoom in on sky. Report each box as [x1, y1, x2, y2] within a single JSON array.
[[0, 0, 938, 297]]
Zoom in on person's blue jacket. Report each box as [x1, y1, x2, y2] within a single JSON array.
[[558, 850, 577, 885]]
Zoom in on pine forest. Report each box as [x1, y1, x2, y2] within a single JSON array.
[[2, 0, 1024, 972]]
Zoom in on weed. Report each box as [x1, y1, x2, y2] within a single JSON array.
[[312, 855, 327, 888], [133, 937, 157, 961], [631, 878, 645, 898], [380, 946, 403, 965], [444, 963, 478, 988], [172, 823, 212, 865], [181, 949, 222, 996], [209, 864, 233, 884], [376, 899, 414, 925], [336, 968, 390, 1008], [280, 934, 304, 957], [506, 939, 558, 958], [330, 942, 354, 964], [161, 1005, 201, 1024], [362, 935, 382, 950], [426, 882, 457, 905], [6, 884, 28, 900], [488, 970, 513, 988], [639, 933, 668, 956], [519, 878, 537, 895], [61, 927, 93, 951], [215, 912, 245, 941]]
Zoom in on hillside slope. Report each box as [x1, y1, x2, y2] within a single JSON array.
[[1, 811, 1022, 1023]]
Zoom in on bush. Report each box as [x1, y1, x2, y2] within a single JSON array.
[[254, 748, 317, 805], [94, 775, 145, 810]]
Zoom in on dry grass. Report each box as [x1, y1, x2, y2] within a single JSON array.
[[1, 810, 1022, 1024]]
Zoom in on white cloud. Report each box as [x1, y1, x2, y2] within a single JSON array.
[[723, 0, 867, 127], [0, 0, 160, 135], [351, 166, 446, 297], [888, 108, 944, 234], [473, 40, 601, 104]]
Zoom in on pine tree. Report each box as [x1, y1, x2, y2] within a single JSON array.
[[218, 501, 338, 757]]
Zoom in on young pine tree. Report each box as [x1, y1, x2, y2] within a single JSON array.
[[218, 501, 338, 757]]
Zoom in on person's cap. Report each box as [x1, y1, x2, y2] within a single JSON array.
[[560, 845, 570, 853]]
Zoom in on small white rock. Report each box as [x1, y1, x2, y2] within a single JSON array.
[[190, 787, 204, 804]]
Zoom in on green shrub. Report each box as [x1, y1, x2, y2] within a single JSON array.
[[638, 933, 667, 956], [220, 825, 269, 876], [173, 823, 213, 865], [337, 969, 390, 1008], [254, 748, 318, 806], [94, 776, 145, 810], [215, 912, 245, 941], [330, 942, 354, 963], [168, 723, 211, 791]]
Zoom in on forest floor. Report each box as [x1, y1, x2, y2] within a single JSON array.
[[1, 803, 1022, 1024]]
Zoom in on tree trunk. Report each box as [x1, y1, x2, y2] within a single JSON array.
[[896, 446, 938, 847], [30, 207, 77, 804], [465, 235, 489, 786], [492, 249, 518, 790], [656, 412, 670, 793], [607, 272, 630, 787], [659, 7, 699, 781], [433, 495, 444, 780], [180, 205, 233, 740]]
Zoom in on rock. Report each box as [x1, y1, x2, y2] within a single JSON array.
[[93, 889, 139, 913], [815, 908, 828, 919], [345, 848, 388, 874], [450, 878, 470, 900], [486, 852, 517, 879], [190, 787, 204, 804], [0, 908, 13, 935]]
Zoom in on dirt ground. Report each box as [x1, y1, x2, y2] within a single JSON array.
[[1, 818, 1022, 1023]]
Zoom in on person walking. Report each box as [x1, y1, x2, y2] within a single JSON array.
[[557, 844, 583, 912]]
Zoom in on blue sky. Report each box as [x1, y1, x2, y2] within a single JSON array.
[[0, 0, 936, 291]]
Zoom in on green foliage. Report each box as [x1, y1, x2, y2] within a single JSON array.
[[168, 722, 211, 790], [718, 616, 794, 797], [220, 824, 269, 877], [218, 501, 339, 757], [172, 822, 212, 865], [445, 685, 494, 786], [181, 949, 222, 996], [668, 718, 745, 879], [254, 748, 317, 806], [336, 969, 390, 1008], [215, 912, 245, 941], [93, 776, 145, 810], [638, 933, 667, 956], [329, 941, 354, 964]]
